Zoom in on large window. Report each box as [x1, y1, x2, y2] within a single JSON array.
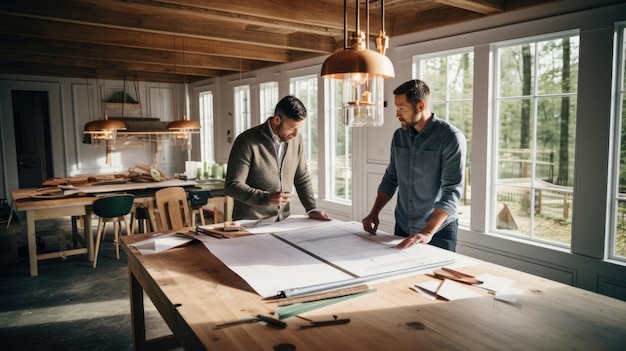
[[612, 24, 626, 260], [290, 75, 319, 196], [260, 81, 278, 119], [198, 89, 214, 163], [325, 79, 352, 202], [234, 85, 250, 136], [493, 32, 579, 246], [413, 50, 474, 226]]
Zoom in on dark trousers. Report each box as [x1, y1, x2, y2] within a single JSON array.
[[394, 220, 458, 252]]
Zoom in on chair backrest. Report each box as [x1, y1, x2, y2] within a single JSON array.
[[155, 187, 191, 231], [93, 194, 135, 218], [188, 189, 211, 208]]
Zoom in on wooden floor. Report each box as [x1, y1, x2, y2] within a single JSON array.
[[0, 217, 179, 351]]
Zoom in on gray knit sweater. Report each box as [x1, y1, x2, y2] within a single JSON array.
[[224, 118, 317, 222]]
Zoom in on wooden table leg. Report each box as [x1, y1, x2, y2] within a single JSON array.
[[85, 207, 94, 262], [129, 267, 147, 351], [71, 216, 79, 249], [27, 210, 38, 277]]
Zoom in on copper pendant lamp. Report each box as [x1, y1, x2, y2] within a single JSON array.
[[321, 0, 394, 127], [83, 57, 127, 148], [167, 37, 200, 150]]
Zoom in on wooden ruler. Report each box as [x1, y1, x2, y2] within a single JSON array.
[[268, 284, 371, 307]]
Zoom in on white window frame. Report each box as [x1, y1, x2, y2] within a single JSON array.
[[413, 47, 474, 227], [198, 87, 215, 164], [610, 22, 626, 261], [290, 74, 319, 197], [490, 30, 579, 248], [234, 84, 251, 136], [324, 78, 352, 204], [259, 81, 279, 119]]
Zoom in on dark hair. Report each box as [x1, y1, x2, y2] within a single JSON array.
[[274, 95, 307, 121], [392, 79, 430, 108]]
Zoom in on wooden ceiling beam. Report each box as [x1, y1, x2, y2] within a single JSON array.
[[0, 35, 258, 73], [0, 15, 292, 63], [0, 0, 336, 53], [143, 0, 348, 33], [0, 0, 563, 83], [434, 0, 504, 15]]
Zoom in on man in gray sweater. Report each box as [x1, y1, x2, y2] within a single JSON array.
[[225, 95, 330, 223]]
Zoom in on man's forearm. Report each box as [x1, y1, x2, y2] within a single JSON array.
[[368, 191, 391, 216]]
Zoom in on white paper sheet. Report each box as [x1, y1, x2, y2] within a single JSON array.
[[196, 215, 337, 235], [494, 287, 524, 302], [475, 273, 515, 292], [436, 279, 482, 300], [130, 233, 193, 255], [244, 215, 339, 234], [412, 280, 442, 300], [204, 221, 459, 298], [475, 273, 523, 302], [276, 221, 459, 277], [205, 233, 354, 298]]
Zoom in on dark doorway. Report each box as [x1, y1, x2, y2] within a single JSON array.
[[12, 90, 53, 188]]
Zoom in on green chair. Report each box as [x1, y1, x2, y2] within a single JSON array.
[[92, 194, 135, 268]]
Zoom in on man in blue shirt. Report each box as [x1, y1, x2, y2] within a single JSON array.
[[362, 79, 467, 251]]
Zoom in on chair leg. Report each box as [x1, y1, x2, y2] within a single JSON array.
[[129, 208, 136, 235], [199, 207, 206, 226], [93, 219, 105, 268], [123, 215, 132, 236], [114, 219, 120, 260]]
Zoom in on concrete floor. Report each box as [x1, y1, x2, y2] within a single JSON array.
[[0, 217, 178, 351]]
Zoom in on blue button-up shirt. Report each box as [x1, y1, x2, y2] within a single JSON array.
[[378, 114, 467, 235]]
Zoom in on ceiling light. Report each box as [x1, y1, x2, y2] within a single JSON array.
[[321, 0, 394, 127], [84, 113, 127, 149], [167, 37, 200, 150]]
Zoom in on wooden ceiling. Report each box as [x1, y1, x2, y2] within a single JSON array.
[[0, 0, 558, 83]]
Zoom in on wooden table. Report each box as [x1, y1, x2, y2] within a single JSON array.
[[11, 179, 199, 276], [121, 231, 626, 351]]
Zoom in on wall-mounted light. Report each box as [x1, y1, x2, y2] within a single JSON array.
[[321, 0, 394, 127]]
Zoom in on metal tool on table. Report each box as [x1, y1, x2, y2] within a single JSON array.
[[213, 314, 287, 330], [299, 317, 351, 329]]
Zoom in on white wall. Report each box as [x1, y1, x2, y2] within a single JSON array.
[[0, 76, 190, 199]]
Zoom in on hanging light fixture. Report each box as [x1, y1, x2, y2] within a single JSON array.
[[83, 60, 127, 148], [321, 0, 394, 127], [84, 113, 126, 147], [167, 37, 200, 150]]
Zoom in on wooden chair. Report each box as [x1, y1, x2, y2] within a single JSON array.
[[92, 194, 135, 268], [155, 187, 192, 231]]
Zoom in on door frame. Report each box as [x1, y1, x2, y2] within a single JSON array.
[[0, 80, 65, 199]]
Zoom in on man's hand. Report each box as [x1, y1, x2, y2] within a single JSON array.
[[362, 214, 379, 235], [308, 210, 331, 221], [269, 191, 292, 206], [397, 232, 433, 249]]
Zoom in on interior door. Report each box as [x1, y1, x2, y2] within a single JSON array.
[[11, 90, 53, 188]]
